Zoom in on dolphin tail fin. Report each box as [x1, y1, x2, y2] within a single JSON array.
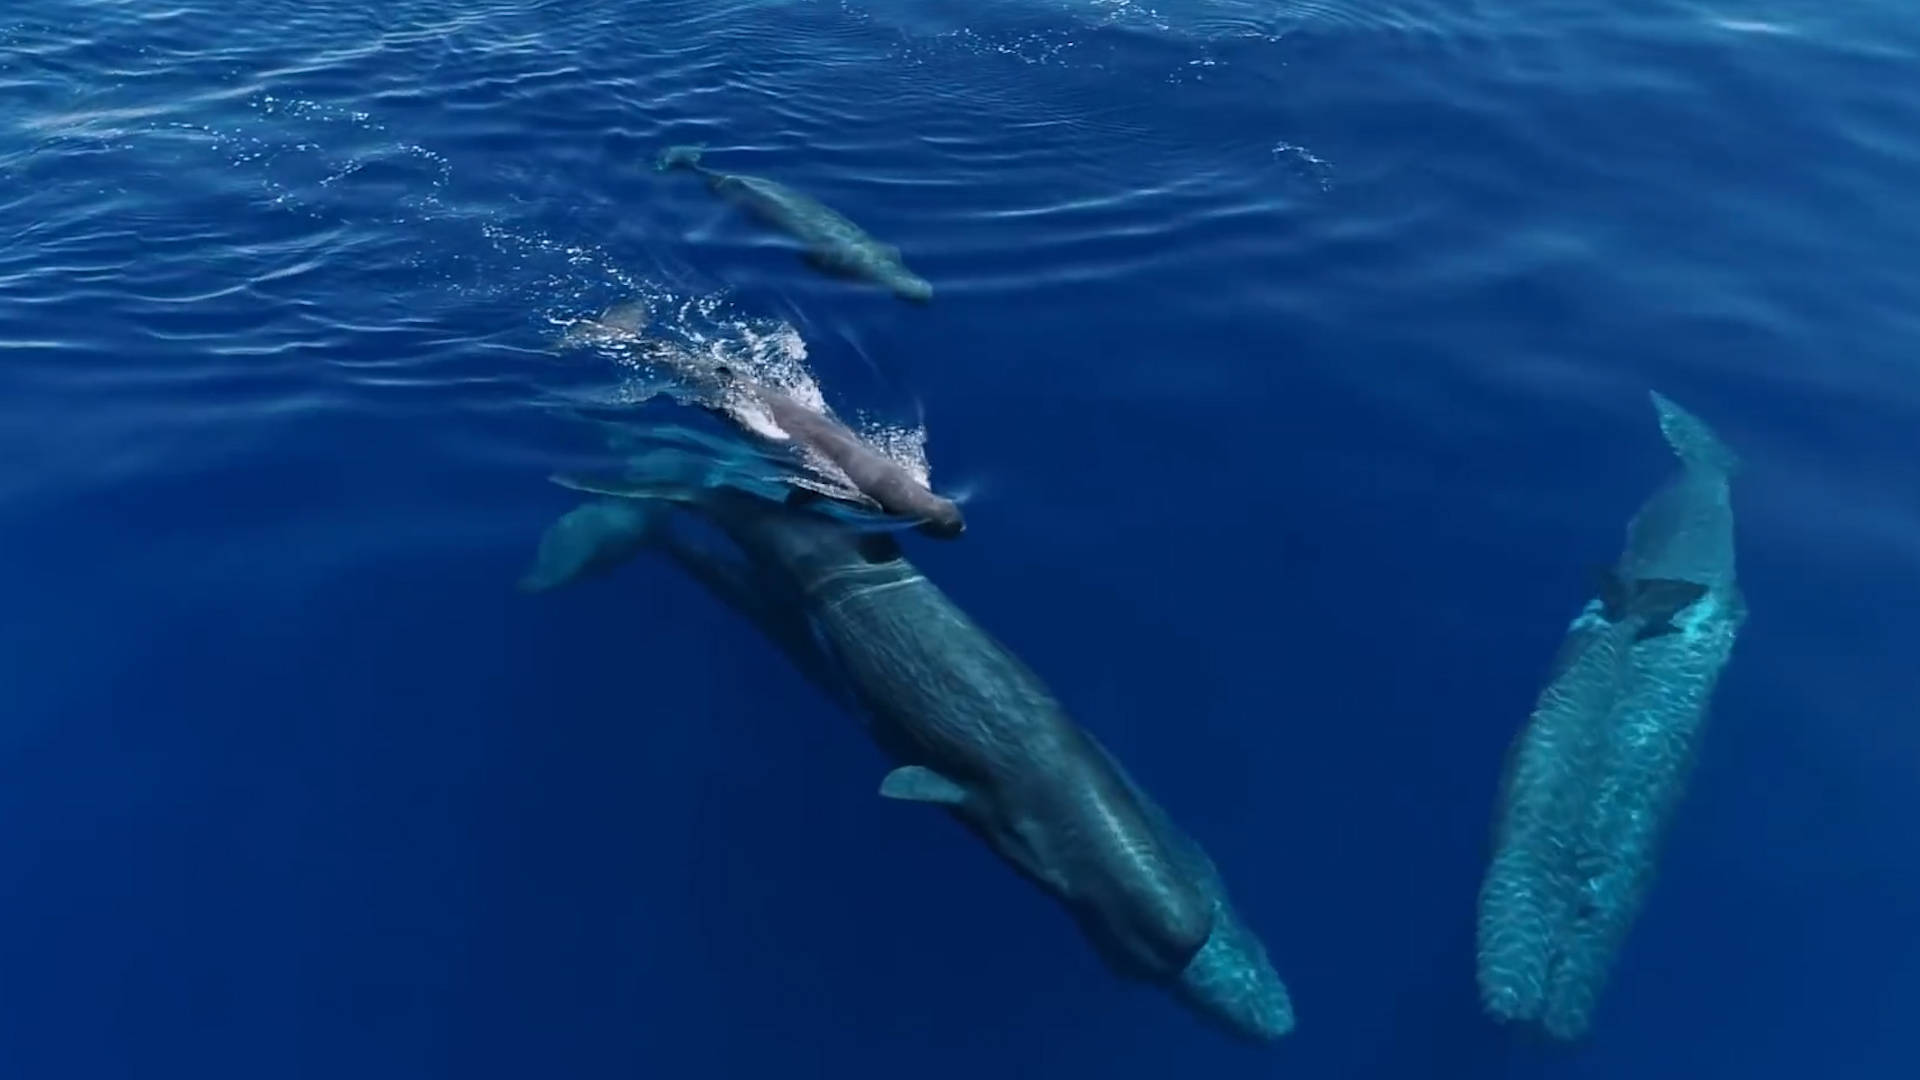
[[656, 144, 706, 172], [1650, 390, 1740, 476], [1595, 569, 1709, 640]]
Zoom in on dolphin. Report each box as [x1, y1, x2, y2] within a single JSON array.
[[551, 299, 963, 537], [656, 145, 933, 303], [1476, 390, 1745, 1041], [520, 455, 1294, 1039], [707, 365, 965, 539]]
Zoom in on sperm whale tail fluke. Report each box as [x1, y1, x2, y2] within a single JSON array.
[[656, 144, 707, 172], [1650, 390, 1739, 476]]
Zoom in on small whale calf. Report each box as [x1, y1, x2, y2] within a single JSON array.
[[1476, 390, 1746, 1041], [520, 443, 1294, 1042], [657, 145, 932, 303]]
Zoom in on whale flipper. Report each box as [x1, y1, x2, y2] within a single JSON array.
[[879, 765, 970, 805], [1594, 571, 1708, 640]]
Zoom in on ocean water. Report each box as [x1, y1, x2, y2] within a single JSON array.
[[2, 0, 1916, 1076]]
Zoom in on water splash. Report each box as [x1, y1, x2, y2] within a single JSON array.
[[553, 291, 938, 505]]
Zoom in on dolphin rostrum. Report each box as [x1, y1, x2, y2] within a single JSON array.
[[1477, 390, 1745, 1041], [656, 145, 933, 303]]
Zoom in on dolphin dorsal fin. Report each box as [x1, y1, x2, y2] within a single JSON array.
[[879, 766, 968, 805]]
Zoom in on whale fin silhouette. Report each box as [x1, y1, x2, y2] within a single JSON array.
[[518, 499, 660, 593], [550, 472, 705, 504], [1594, 569, 1708, 640], [879, 765, 969, 805]]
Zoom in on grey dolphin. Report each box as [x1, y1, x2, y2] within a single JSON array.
[[1477, 390, 1745, 1041], [521, 459, 1294, 1038], [709, 365, 965, 539], [551, 295, 963, 537], [656, 145, 933, 303]]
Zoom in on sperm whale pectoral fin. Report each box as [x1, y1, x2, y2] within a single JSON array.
[[879, 766, 970, 805]]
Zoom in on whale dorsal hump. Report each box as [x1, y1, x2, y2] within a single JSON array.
[[1595, 568, 1707, 638], [879, 766, 968, 805]]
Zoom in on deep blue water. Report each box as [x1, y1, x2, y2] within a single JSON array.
[[3, 0, 1917, 1075]]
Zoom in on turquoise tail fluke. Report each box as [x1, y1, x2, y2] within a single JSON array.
[[656, 144, 706, 172], [1649, 391, 1739, 476]]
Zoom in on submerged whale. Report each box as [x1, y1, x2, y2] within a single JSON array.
[[1476, 390, 1746, 1041], [521, 453, 1294, 1041], [656, 145, 933, 303]]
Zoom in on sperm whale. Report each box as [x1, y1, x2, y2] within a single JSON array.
[[1477, 391, 1745, 1041], [520, 443, 1294, 1041]]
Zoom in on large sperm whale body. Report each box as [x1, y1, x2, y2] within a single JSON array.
[[520, 457, 1294, 1042], [656, 145, 933, 303], [1476, 391, 1745, 1041]]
